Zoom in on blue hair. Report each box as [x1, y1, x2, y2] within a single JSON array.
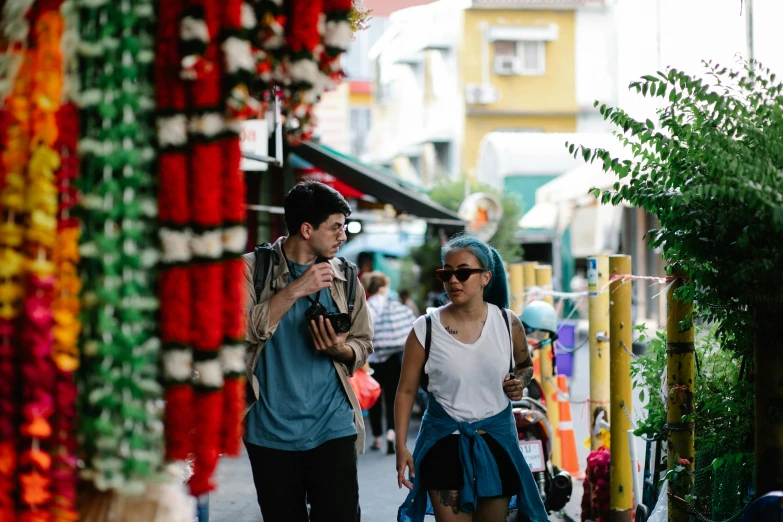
[[441, 235, 509, 309]]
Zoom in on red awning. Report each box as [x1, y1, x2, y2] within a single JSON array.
[[295, 167, 366, 200]]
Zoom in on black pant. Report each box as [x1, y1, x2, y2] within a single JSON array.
[[244, 435, 359, 522], [369, 354, 402, 437]]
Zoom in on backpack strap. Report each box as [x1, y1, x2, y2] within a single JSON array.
[[420, 314, 432, 391], [253, 243, 279, 303], [501, 308, 514, 374], [338, 257, 358, 314]]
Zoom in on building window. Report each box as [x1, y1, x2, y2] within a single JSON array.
[[493, 40, 545, 76]]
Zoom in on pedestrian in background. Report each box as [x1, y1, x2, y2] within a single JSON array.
[[363, 271, 416, 454]]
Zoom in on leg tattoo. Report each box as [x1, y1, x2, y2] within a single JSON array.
[[437, 490, 460, 515]]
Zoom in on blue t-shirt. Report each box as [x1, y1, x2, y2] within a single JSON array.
[[244, 261, 356, 450]]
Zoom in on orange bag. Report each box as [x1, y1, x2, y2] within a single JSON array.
[[349, 368, 382, 410]]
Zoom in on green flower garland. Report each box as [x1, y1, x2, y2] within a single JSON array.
[[76, 0, 163, 494]]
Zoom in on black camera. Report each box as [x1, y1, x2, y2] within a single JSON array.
[[305, 302, 352, 334]]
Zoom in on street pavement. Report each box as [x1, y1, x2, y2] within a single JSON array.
[[208, 416, 583, 522]]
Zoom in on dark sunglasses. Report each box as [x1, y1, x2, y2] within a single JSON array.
[[435, 268, 486, 283]]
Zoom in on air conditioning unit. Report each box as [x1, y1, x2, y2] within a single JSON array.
[[494, 56, 518, 76], [464, 84, 498, 105]]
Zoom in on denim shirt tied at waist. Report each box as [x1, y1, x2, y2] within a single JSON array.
[[398, 395, 550, 522]]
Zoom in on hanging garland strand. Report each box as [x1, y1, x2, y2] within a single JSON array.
[[219, 0, 248, 459], [76, 0, 164, 493], [181, 0, 227, 497], [0, 43, 35, 522], [156, 0, 195, 468], [17, 5, 65, 520], [48, 3, 81, 519]]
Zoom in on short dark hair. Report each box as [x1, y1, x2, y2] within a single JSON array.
[[284, 181, 351, 236]]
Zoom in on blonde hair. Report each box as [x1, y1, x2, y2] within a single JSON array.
[[362, 271, 390, 296]]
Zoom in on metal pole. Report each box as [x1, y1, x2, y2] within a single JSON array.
[[535, 264, 560, 467], [523, 261, 539, 378], [522, 261, 538, 309], [609, 255, 633, 522], [588, 255, 610, 450], [535, 265, 554, 305], [745, 0, 754, 62], [666, 272, 694, 522], [509, 263, 524, 315]]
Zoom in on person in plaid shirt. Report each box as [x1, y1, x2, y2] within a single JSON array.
[[362, 272, 417, 454]]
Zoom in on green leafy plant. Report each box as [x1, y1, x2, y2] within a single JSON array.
[[570, 61, 783, 355], [632, 323, 753, 516], [571, 60, 783, 492]]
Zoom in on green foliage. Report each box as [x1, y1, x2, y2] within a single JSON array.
[[405, 176, 524, 307], [427, 176, 523, 263], [572, 60, 783, 354], [632, 323, 752, 451], [631, 323, 754, 516]]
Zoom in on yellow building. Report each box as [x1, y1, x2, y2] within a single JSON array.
[[367, 0, 615, 184]]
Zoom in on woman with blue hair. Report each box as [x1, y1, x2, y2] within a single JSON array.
[[394, 236, 549, 522]]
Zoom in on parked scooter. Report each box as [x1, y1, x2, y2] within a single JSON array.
[[513, 378, 573, 519], [513, 301, 574, 520]]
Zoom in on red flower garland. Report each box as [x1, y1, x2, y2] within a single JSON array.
[[156, 0, 195, 465], [219, 0, 248, 458], [49, 102, 79, 522]]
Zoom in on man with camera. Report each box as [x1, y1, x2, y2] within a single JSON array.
[[242, 181, 373, 522]]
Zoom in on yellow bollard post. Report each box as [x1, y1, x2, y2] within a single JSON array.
[[535, 264, 554, 305], [509, 263, 524, 315], [539, 333, 561, 469], [535, 264, 559, 467], [667, 272, 694, 522], [588, 256, 610, 450], [522, 261, 538, 309], [609, 255, 633, 522], [522, 261, 539, 380]]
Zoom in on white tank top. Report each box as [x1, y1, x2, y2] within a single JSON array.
[[412, 303, 514, 423]]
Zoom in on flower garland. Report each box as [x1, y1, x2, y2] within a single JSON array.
[[0, 40, 35, 522], [16, 6, 66, 521], [182, 0, 227, 497], [77, 0, 164, 494], [156, 0, 195, 473], [219, 0, 249, 459], [0, 0, 35, 105], [50, 100, 80, 522], [280, 0, 325, 141], [320, 0, 353, 93]]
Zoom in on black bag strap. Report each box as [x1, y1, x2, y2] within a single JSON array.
[[420, 314, 432, 391], [338, 257, 357, 315], [501, 308, 514, 374], [253, 243, 279, 303], [424, 314, 432, 362]]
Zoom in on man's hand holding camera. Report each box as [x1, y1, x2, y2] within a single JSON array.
[[309, 315, 354, 364], [290, 262, 354, 365]]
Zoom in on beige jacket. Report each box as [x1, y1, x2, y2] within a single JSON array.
[[242, 237, 374, 455]]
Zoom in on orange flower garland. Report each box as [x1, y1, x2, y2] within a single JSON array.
[[0, 48, 35, 522], [18, 7, 64, 522]]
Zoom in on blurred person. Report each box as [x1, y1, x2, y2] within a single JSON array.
[[364, 271, 417, 454], [398, 289, 420, 317], [394, 236, 548, 522]]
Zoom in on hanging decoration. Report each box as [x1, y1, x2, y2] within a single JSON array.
[[0, 0, 368, 517], [156, 0, 195, 475], [0, 45, 34, 522], [76, 0, 164, 495]]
